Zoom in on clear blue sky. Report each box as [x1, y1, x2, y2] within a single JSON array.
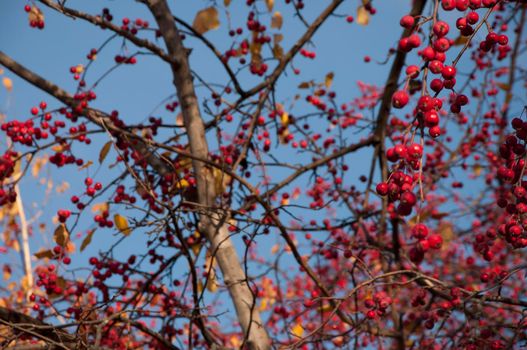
[[0, 0, 416, 275]]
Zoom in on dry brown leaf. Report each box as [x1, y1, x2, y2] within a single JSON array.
[[99, 141, 112, 164], [453, 35, 469, 46], [224, 0, 232, 6], [273, 34, 284, 59], [34, 249, 54, 259], [266, 0, 274, 11], [325, 72, 334, 89], [298, 81, 314, 89], [78, 160, 93, 170], [80, 230, 95, 252], [54, 224, 69, 247], [356, 6, 369, 26], [271, 11, 283, 29], [193, 7, 220, 34]]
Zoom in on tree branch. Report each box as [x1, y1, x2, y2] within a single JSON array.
[[144, 1, 272, 349]]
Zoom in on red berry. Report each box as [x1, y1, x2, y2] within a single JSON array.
[[441, 65, 456, 80], [376, 182, 389, 196], [400, 15, 415, 29], [412, 224, 429, 239], [392, 90, 409, 109], [467, 12, 479, 24], [433, 21, 449, 37]]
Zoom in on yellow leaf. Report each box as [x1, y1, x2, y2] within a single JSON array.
[[291, 323, 304, 338], [266, 0, 274, 11], [99, 141, 112, 164], [34, 249, 54, 259], [114, 214, 131, 235], [53, 224, 69, 247], [175, 178, 190, 190], [259, 298, 268, 311], [91, 202, 109, 214], [2, 77, 12, 92], [325, 72, 334, 89], [281, 112, 289, 127], [80, 230, 95, 252], [271, 11, 283, 29], [356, 6, 369, 26], [75, 64, 84, 74], [193, 7, 220, 34]]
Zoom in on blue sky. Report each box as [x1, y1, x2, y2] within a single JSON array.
[[0, 0, 416, 277]]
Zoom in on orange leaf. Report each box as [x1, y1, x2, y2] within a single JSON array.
[[2, 77, 12, 92], [356, 6, 369, 26]]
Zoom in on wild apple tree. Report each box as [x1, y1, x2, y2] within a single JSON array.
[[0, 0, 526, 349]]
